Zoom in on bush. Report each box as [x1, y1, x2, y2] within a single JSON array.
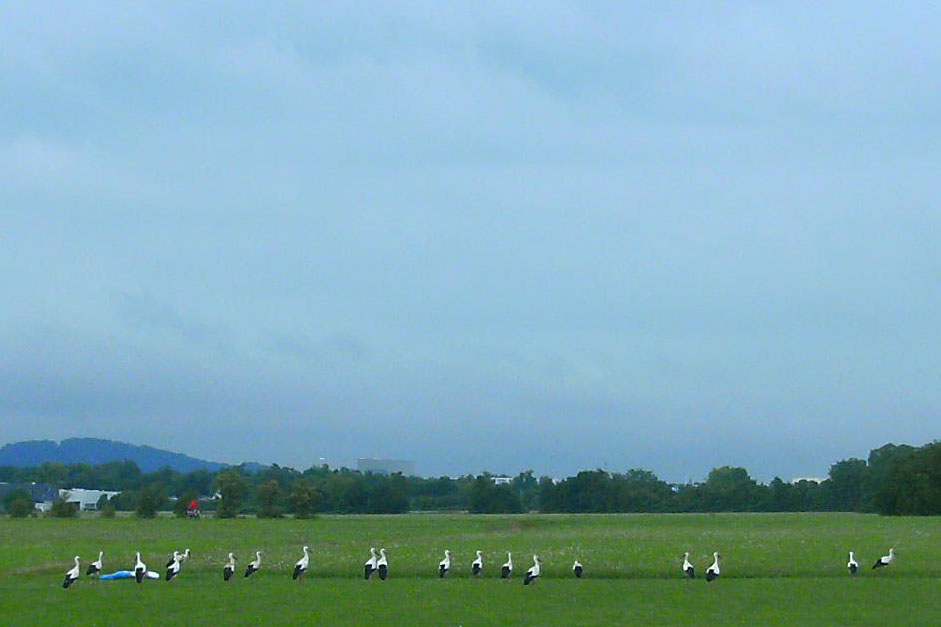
[[214, 471, 248, 518], [257, 480, 282, 518], [4, 490, 34, 518], [136, 485, 166, 518], [99, 502, 116, 518], [468, 476, 523, 514], [108, 490, 137, 511], [49, 498, 78, 518], [173, 491, 199, 518], [288, 478, 322, 519]]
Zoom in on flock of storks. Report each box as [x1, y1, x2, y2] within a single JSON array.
[[61, 546, 897, 588]]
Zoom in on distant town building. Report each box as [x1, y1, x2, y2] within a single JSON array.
[[356, 458, 415, 476], [492, 476, 512, 485]]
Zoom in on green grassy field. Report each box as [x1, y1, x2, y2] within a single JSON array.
[[2, 513, 938, 625]]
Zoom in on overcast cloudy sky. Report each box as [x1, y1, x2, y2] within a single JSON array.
[[1, 2, 938, 480]]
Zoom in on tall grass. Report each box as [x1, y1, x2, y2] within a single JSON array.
[[2, 513, 938, 625]]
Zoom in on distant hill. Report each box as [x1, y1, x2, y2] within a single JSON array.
[[0, 438, 227, 473]]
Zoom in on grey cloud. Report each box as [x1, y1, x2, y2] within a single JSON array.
[[0, 2, 938, 480]]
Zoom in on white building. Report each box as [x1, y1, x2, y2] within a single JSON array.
[[60, 488, 121, 511]]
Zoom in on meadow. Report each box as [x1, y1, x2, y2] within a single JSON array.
[[1, 513, 938, 626]]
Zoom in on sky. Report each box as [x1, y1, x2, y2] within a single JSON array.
[[1, 2, 939, 481]]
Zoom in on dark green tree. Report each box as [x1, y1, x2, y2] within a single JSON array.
[[768, 477, 796, 511], [99, 501, 117, 518], [257, 480, 283, 518], [699, 467, 765, 512], [876, 442, 941, 515], [537, 476, 560, 512], [179, 469, 213, 497], [366, 474, 409, 514], [97, 460, 143, 490], [409, 475, 466, 511], [824, 459, 869, 511], [214, 471, 249, 518], [173, 490, 199, 518], [468, 475, 522, 513], [288, 478, 321, 518], [95, 493, 116, 518], [50, 496, 78, 518], [513, 470, 539, 511], [3, 489, 34, 517], [866, 443, 916, 510], [613, 469, 674, 512], [135, 484, 165, 518]]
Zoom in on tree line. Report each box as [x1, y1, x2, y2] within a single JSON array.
[[1, 441, 939, 517]]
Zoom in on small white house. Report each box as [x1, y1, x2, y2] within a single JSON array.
[[60, 488, 121, 511], [492, 476, 512, 485]]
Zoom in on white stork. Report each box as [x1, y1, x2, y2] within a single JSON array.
[[682, 552, 695, 579], [63, 556, 80, 589], [500, 552, 512, 579], [364, 547, 378, 580], [166, 551, 183, 581], [86, 551, 103, 577], [872, 548, 895, 570], [223, 552, 237, 581], [523, 555, 541, 585], [847, 551, 858, 575], [438, 550, 451, 578], [471, 550, 483, 577], [377, 548, 389, 580], [573, 559, 583, 578], [293, 546, 310, 580], [181, 548, 192, 562], [245, 551, 262, 578], [705, 552, 721, 582], [134, 552, 147, 584]]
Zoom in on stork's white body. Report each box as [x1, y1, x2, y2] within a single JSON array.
[[245, 551, 262, 578], [472, 550, 483, 577], [377, 548, 389, 580], [500, 552, 513, 579], [166, 551, 182, 581], [873, 548, 895, 570], [705, 552, 721, 582], [438, 550, 451, 578], [223, 552, 237, 581], [293, 546, 310, 580], [87, 551, 103, 577], [523, 555, 541, 585], [134, 552, 147, 584], [63, 556, 80, 589], [364, 547, 378, 580]]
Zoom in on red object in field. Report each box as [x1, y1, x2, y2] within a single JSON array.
[[188, 499, 199, 511]]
